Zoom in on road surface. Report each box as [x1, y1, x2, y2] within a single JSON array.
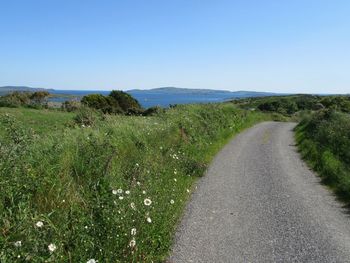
[[168, 122, 350, 263]]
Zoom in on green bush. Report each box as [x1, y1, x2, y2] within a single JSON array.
[[296, 109, 350, 201], [81, 90, 142, 115]]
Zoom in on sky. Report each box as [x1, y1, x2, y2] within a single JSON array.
[[1, 0, 350, 94]]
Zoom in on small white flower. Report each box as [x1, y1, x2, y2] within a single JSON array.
[[36, 221, 44, 228], [117, 189, 123, 194], [119, 196, 124, 200], [14, 241, 22, 247], [112, 189, 118, 195], [144, 198, 152, 206], [170, 199, 175, 204], [129, 239, 136, 248], [136, 181, 141, 186], [174, 178, 177, 182], [125, 190, 130, 195], [142, 190, 146, 195], [186, 189, 190, 193], [135, 163, 139, 167], [130, 202, 136, 210], [87, 259, 97, 263], [48, 243, 57, 252], [131, 228, 137, 236], [146, 217, 152, 223]]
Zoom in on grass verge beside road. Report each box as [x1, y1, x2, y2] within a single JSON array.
[[295, 110, 350, 202], [0, 103, 276, 262]]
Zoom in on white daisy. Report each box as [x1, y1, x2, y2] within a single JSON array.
[[144, 198, 152, 206], [48, 243, 57, 253], [36, 221, 44, 228], [131, 228, 137, 236], [14, 241, 22, 247]]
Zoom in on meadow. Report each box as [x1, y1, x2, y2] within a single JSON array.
[[0, 103, 272, 262]]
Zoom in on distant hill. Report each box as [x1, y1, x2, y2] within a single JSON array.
[[0, 86, 53, 95], [127, 87, 279, 98]]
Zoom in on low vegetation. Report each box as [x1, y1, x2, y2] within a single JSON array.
[[0, 91, 50, 109], [0, 103, 273, 262], [233, 94, 350, 116], [295, 110, 350, 201]]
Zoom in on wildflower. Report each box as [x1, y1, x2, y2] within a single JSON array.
[[186, 189, 190, 193], [117, 189, 123, 194], [142, 190, 146, 195], [129, 239, 136, 248], [170, 199, 175, 204], [112, 189, 118, 195], [136, 181, 141, 186], [125, 190, 130, 195], [130, 202, 136, 210], [131, 228, 137, 236], [48, 243, 57, 253], [174, 178, 177, 182], [119, 196, 124, 200], [14, 241, 22, 247], [87, 259, 97, 263], [144, 198, 152, 206], [135, 163, 139, 167], [146, 217, 152, 223], [36, 221, 44, 228]]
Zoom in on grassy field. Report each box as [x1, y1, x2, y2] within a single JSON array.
[[0, 103, 274, 262], [0, 107, 74, 135], [295, 110, 350, 202]]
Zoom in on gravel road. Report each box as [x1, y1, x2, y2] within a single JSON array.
[[168, 122, 350, 263]]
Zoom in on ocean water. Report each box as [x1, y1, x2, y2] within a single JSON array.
[[50, 90, 236, 108]]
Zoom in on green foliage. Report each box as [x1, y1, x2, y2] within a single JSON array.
[[0, 104, 271, 262], [296, 110, 350, 200], [61, 100, 81, 112], [109, 90, 141, 112], [234, 94, 350, 116], [0, 91, 51, 108], [81, 90, 142, 115]]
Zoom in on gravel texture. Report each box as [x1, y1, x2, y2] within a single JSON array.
[[168, 122, 350, 263]]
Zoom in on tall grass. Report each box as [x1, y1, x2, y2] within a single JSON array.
[[295, 110, 350, 201], [1, 104, 270, 262]]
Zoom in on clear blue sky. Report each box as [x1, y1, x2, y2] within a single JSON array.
[[1, 0, 349, 93]]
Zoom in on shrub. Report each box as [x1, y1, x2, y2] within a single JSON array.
[[61, 100, 81, 112], [73, 106, 101, 126], [296, 109, 350, 202], [109, 90, 142, 112]]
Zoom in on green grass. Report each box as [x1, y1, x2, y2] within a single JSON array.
[[0, 107, 74, 135], [295, 110, 350, 202], [0, 104, 273, 262]]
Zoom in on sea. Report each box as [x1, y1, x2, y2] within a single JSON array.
[[50, 90, 238, 108]]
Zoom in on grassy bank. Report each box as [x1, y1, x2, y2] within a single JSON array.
[[0, 103, 273, 262], [295, 110, 350, 202]]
